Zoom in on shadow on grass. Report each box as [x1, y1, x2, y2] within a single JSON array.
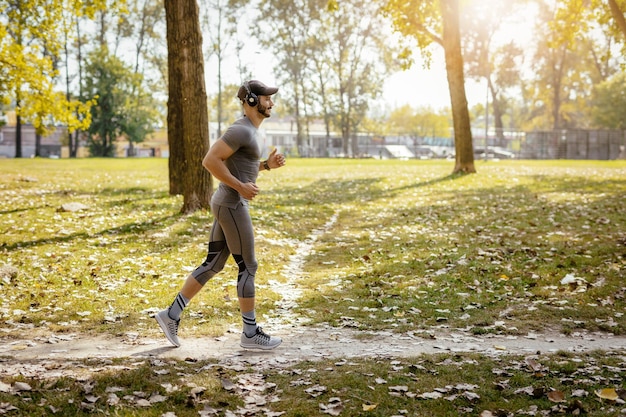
[[265, 173, 464, 208], [0, 189, 172, 215], [388, 172, 464, 194], [1, 213, 182, 252]]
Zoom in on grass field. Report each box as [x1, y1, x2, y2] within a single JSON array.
[[1, 157, 625, 416]]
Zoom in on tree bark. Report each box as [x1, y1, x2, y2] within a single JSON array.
[[608, 0, 626, 39], [165, 0, 212, 213], [440, 0, 476, 173]]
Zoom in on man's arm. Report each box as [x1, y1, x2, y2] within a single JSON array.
[[203, 140, 259, 200]]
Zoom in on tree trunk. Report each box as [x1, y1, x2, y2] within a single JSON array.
[[15, 112, 22, 158], [165, 0, 212, 213], [72, 15, 83, 158], [608, 0, 626, 39], [35, 133, 41, 157], [489, 79, 505, 143], [440, 0, 475, 174]]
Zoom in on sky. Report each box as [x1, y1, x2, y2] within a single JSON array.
[[205, 43, 479, 111], [203, 0, 538, 112]]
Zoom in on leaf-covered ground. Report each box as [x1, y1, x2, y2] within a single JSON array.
[[1, 158, 625, 416]]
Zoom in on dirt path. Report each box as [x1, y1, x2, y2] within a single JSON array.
[[2, 326, 625, 373], [2, 212, 625, 373]]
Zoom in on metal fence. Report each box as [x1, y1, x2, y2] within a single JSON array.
[[520, 130, 626, 160]]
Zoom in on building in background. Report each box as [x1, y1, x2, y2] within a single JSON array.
[[1, 115, 623, 160]]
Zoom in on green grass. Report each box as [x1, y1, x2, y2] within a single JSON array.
[[1, 157, 625, 416], [0, 351, 624, 416], [1, 158, 625, 337]]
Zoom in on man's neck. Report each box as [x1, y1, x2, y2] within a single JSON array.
[[244, 108, 265, 128]]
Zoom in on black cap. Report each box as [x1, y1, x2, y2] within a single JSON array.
[[237, 80, 279, 102]]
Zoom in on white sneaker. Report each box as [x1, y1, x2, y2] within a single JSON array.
[[240, 327, 282, 350], [155, 309, 180, 347]]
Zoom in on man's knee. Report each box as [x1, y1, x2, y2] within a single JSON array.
[[192, 241, 228, 285], [233, 254, 256, 298]]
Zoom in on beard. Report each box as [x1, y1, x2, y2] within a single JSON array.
[[257, 102, 272, 118]]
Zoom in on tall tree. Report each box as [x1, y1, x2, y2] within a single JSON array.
[[165, 0, 212, 213], [325, 0, 393, 156], [385, 0, 476, 173], [525, 0, 603, 129], [591, 71, 626, 129], [258, 0, 321, 155], [0, 0, 92, 158], [462, 1, 525, 142], [83, 47, 151, 156], [116, 0, 166, 155], [259, 0, 399, 157], [200, 0, 242, 138]]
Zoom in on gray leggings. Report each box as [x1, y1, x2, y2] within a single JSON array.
[[191, 201, 257, 298]]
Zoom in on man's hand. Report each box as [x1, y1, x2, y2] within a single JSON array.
[[238, 182, 259, 200], [267, 148, 286, 169]]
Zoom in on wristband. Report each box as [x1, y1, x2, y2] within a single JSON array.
[[263, 160, 270, 171]]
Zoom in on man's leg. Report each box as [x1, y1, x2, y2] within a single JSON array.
[[219, 202, 282, 350], [156, 218, 229, 347]]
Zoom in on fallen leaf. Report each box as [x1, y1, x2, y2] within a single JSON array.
[[547, 390, 565, 403], [320, 397, 343, 416], [135, 398, 151, 407], [362, 403, 377, 411], [265, 412, 286, 417], [305, 385, 327, 397], [0, 403, 19, 413], [149, 393, 167, 403], [13, 382, 32, 392], [595, 388, 618, 401], [83, 395, 99, 404], [221, 379, 236, 391], [198, 405, 220, 416], [106, 393, 120, 406], [524, 357, 543, 372], [418, 391, 443, 399], [456, 383, 479, 391], [462, 391, 480, 401]]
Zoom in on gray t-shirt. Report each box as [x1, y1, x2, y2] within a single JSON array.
[[211, 116, 261, 208]]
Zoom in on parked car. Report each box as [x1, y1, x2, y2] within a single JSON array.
[[474, 147, 516, 159]]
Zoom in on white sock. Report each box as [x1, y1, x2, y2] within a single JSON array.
[[242, 310, 257, 337], [168, 292, 189, 321]]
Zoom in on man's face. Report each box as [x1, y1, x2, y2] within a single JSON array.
[[256, 95, 274, 118]]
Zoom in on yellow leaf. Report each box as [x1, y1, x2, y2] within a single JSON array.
[[499, 274, 509, 281], [595, 388, 618, 401], [362, 403, 378, 411]]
